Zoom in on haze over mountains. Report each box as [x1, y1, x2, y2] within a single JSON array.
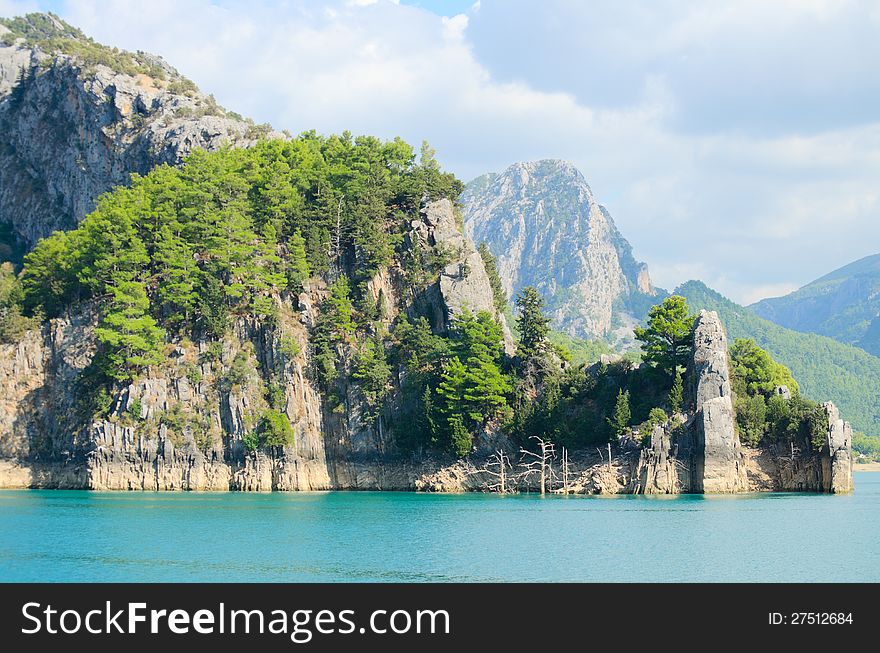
[[750, 254, 880, 357]]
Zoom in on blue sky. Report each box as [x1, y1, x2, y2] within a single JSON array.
[[1, 0, 878, 305]]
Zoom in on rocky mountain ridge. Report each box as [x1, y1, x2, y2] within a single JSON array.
[[0, 13, 279, 247], [461, 159, 661, 347]]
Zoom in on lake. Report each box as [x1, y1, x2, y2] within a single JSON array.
[[1, 473, 878, 582]]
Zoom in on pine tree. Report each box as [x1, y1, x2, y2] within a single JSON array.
[[634, 295, 695, 377], [448, 415, 472, 457], [451, 309, 505, 364], [20, 230, 83, 317], [515, 286, 550, 360], [352, 336, 392, 425], [608, 389, 631, 440], [155, 226, 199, 331], [735, 394, 767, 446], [323, 276, 355, 339], [94, 281, 165, 381], [311, 276, 355, 389], [729, 338, 799, 397], [669, 368, 684, 414], [478, 243, 507, 313], [286, 230, 310, 293], [436, 356, 467, 414], [434, 311, 512, 452], [461, 357, 511, 425]]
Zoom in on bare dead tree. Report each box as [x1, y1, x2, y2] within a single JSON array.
[[479, 449, 512, 494], [518, 436, 556, 496], [561, 446, 571, 494], [596, 442, 614, 473]]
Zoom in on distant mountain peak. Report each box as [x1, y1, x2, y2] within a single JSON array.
[[749, 252, 880, 357], [461, 159, 660, 346]]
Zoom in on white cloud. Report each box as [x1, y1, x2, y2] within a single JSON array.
[[441, 13, 468, 40], [4, 0, 878, 305]]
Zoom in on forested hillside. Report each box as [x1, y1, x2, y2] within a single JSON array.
[[750, 253, 880, 357]]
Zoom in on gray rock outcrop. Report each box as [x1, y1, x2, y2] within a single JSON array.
[[774, 385, 792, 401], [0, 27, 279, 246], [408, 198, 515, 353], [821, 401, 853, 494], [690, 310, 748, 493], [634, 425, 686, 494]]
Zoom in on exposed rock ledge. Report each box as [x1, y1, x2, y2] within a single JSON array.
[[633, 310, 853, 495], [0, 294, 853, 494]]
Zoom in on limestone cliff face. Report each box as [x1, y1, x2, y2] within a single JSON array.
[[461, 160, 659, 346], [634, 310, 853, 495], [0, 198, 510, 490], [409, 198, 515, 353], [0, 278, 854, 493], [0, 18, 275, 246], [0, 305, 95, 486], [0, 293, 430, 491], [634, 425, 688, 494], [634, 310, 747, 494], [689, 310, 749, 493], [821, 402, 853, 494]]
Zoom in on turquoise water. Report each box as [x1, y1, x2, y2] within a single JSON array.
[[1, 473, 878, 582]]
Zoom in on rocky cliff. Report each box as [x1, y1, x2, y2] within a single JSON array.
[[409, 198, 515, 353], [461, 160, 660, 346], [0, 14, 275, 247], [0, 295, 854, 494], [633, 310, 852, 495], [0, 198, 511, 490], [0, 15, 855, 496], [689, 310, 749, 492]]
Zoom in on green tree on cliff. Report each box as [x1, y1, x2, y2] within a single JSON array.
[[285, 230, 310, 294], [634, 295, 695, 377], [478, 243, 507, 314], [729, 338, 799, 397], [94, 281, 165, 381], [608, 389, 631, 440], [352, 336, 392, 425], [515, 286, 551, 360], [669, 368, 684, 414], [312, 275, 355, 389]]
